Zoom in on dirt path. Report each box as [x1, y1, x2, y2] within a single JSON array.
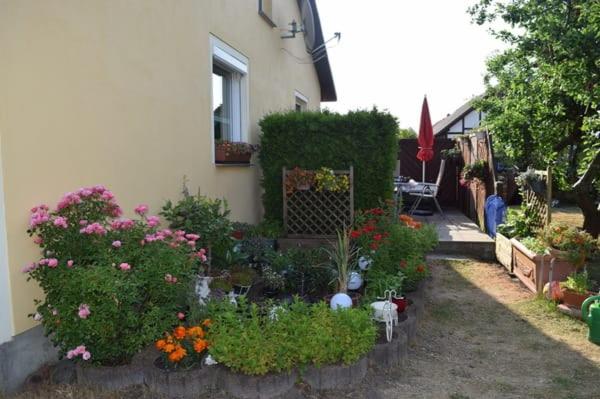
[[10, 259, 600, 399], [324, 259, 600, 399]]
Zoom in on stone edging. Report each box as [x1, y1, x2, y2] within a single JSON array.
[[76, 283, 426, 399]]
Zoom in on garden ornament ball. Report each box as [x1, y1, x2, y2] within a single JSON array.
[[348, 271, 363, 290], [358, 256, 372, 270], [330, 292, 353, 310]]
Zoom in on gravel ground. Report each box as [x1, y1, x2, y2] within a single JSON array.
[[8, 258, 600, 399]]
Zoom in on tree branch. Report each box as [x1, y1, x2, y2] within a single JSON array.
[[573, 149, 600, 192]]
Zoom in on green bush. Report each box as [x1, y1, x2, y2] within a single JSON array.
[[208, 298, 377, 375], [25, 187, 200, 365], [258, 109, 399, 222], [161, 185, 234, 267]]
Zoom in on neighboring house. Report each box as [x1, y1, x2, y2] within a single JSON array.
[[433, 97, 485, 139], [0, 0, 335, 392]]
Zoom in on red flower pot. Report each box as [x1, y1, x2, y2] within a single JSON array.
[[215, 148, 252, 164], [561, 289, 593, 309], [392, 296, 407, 313]]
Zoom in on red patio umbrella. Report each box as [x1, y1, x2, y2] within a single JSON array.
[[416, 96, 434, 182]]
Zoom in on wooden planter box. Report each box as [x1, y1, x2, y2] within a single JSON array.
[[510, 238, 577, 293], [495, 233, 513, 273], [215, 148, 251, 164]]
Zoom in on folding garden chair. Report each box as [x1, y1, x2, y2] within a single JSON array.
[[408, 159, 446, 216]]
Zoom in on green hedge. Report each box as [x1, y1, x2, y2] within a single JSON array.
[[258, 109, 398, 221]]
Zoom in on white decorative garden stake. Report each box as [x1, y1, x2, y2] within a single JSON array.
[[370, 290, 399, 342], [330, 292, 353, 310], [347, 272, 363, 290]]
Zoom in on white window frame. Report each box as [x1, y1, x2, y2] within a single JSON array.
[[294, 90, 309, 112], [210, 35, 249, 160], [0, 138, 13, 344]]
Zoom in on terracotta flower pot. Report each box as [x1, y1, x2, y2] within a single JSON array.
[[561, 289, 593, 309]]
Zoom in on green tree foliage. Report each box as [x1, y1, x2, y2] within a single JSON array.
[[258, 109, 399, 222], [469, 0, 600, 236], [397, 127, 417, 139]]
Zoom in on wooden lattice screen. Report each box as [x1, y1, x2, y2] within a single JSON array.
[[283, 167, 354, 238], [522, 167, 552, 229]]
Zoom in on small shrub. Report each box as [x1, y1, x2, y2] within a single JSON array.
[[161, 185, 234, 267], [25, 186, 204, 365], [561, 271, 593, 294], [208, 298, 377, 375], [541, 222, 597, 267], [155, 321, 212, 370]]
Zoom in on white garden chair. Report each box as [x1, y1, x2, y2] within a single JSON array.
[[408, 159, 446, 216]]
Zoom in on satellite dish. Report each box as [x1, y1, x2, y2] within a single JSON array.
[[300, 0, 316, 54]]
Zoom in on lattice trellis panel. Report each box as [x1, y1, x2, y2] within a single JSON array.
[[522, 168, 552, 229], [283, 168, 354, 237]]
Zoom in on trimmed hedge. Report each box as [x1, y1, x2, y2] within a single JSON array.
[[258, 109, 398, 222]]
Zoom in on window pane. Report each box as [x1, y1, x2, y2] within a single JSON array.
[[213, 65, 231, 141]]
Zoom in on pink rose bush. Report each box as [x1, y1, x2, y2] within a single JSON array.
[[24, 186, 207, 365]]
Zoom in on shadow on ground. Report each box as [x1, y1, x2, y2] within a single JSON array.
[[7, 259, 600, 399]]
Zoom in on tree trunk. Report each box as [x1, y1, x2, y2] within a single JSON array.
[[573, 149, 600, 238]]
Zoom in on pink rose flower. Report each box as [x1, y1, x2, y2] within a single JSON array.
[[47, 258, 58, 268], [66, 350, 75, 359], [79, 220, 88, 226], [74, 345, 86, 355], [147, 215, 160, 228], [119, 263, 131, 271], [33, 313, 43, 321], [112, 240, 122, 248], [82, 351, 91, 361], [78, 304, 91, 319], [134, 204, 149, 216], [33, 236, 43, 245], [177, 312, 185, 320], [67, 260, 74, 267], [53, 216, 68, 229], [185, 234, 200, 241]]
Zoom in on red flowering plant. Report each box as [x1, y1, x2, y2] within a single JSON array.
[[24, 186, 208, 365], [351, 202, 437, 294]]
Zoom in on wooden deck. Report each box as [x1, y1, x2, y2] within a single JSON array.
[[413, 209, 495, 260]]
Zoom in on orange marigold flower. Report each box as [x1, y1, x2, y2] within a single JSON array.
[[193, 339, 208, 353], [399, 214, 412, 223], [202, 319, 212, 328], [168, 347, 187, 363], [163, 343, 176, 353], [155, 339, 167, 351], [187, 326, 205, 338], [173, 326, 186, 340], [417, 265, 425, 273]]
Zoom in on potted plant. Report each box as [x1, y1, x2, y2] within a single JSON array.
[[540, 222, 597, 269], [516, 167, 546, 195], [285, 167, 315, 195], [461, 160, 487, 184], [560, 271, 595, 309], [260, 265, 286, 298], [208, 278, 233, 298], [314, 167, 350, 193], [230, 266, 257, 296], [326, 228, 360, 309], [440, 147, 461, 161], [215, 141, 259, 164]]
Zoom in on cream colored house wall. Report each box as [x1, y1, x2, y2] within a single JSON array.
[[0, 0, 323, 335]]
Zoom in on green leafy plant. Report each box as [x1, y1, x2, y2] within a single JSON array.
[[365, 269, 405, 300], [259, 109, 399, 222], [266, 249, 332, 298], [561, 271, 592, 295], [161, 183, 234, 268], [497, 207, 538, 239], [208, 298, 377, 375], [326, 228, 359, 294], [440, 147, 462, 161], [520, 236, 548, 255], [25, 186, 200, 365], [540, 222, 598, 268], [461, 160, 487, 183]]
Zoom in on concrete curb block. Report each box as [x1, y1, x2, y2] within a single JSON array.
[[76, 362, 144, 391], [144, 362, 220, 398], [221, 368, 296, 399], [368, 330, 408, 368], [396, 311, 417, 344], [302, 356, 368, 391]]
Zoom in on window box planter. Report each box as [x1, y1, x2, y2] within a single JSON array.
[[495, 232, 513, 273], [510, 238, 577, 293], [215, 148, 252, 164]]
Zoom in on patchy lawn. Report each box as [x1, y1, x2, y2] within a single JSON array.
[[7, 259, 600, 399]]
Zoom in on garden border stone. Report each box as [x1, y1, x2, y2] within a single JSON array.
[[221, 367, 297, 399], [301, 356, 368, 391], [145, 363, 220, 398]]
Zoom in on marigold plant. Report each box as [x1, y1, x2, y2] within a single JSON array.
[[156, 321, 211, 369]]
